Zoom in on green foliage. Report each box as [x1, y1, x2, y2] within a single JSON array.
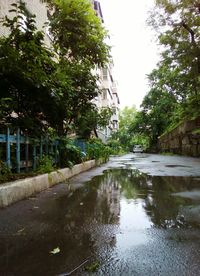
[[85, 261, 100, 272], [110, 106, 150, 151], [0, 161, 12, 182], [98, 107, 113, 128], [129, 0, 200, 148], [130, 134, 150, 150], [107, 139, 124, 155], [0, 1, 57, 135], [146, 0, 200, 130], [192, 128, 200, 135], [75, 106, 113, 139], [59, 138, 83, 167], [0, 98, 13, 122], [119, 105, 137, 130], [0, 0, 110, 137], [48, 0, 110, 66], [131, 67, 178, 146], [36, 155, 54, 173], [86, 139, 111, 162], [52, 59, 100, 135]]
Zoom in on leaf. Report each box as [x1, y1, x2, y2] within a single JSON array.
[[85, 261, 100, 272], [50, 247, 60, 254], [17, 228, 25, 233]]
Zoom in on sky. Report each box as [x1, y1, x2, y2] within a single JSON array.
[[100, 0, 159, 109]]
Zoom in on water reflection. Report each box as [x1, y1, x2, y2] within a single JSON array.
[[0, 168, 200, 275], [101, 169, 200, 229]]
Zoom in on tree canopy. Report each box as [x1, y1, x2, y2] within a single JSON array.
[[128, 0, 200, 148], [148, 0, 200, 118], [115, 1, 200, 149], [0, 0, 111, 137], [47, 0, 110, 66]]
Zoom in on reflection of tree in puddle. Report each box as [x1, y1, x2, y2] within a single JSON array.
[[98, 170, 200, 229], [1, 170, 200, 275], [143, 177, 185, 228], [144, 176, 200, 229]]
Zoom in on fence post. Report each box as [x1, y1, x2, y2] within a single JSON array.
[[55, 142, 58, 165], [6, 127, 11, 168], [16, 128, 20, 173], [45, 136, 49, 155], [25, 136, 29, 172], [33, 144, 36, 170], [50, 143, 53, 155], [40, 137, 43, 158]]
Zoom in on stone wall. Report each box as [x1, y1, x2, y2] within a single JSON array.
[[159, 116, 200, 157]]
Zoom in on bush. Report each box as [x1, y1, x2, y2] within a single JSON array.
[[36, 155, 54, 173], [59, 138, 84, 168], [107, 139, 124, 155], [0, 160, 12, 182], [86, 139, 111, 162]]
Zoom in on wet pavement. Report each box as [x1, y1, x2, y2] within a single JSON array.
[[0, 153, 200, 275]]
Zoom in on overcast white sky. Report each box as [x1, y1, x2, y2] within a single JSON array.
[[100, 0, 159, 109]]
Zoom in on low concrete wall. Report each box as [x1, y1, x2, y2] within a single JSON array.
[[159, 117, 200, 157], [0, 160, 97, 208]]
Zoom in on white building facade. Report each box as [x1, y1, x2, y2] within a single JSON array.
[[92, 0, 120, 143]]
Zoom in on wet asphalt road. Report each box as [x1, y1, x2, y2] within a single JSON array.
[[0, 153, 200, 275]]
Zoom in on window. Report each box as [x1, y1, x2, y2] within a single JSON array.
[[102, 68, 108, 80], [102, 89, 107, 100]]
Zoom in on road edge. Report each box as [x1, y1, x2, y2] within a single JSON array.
[[0, 160, 99, 208]]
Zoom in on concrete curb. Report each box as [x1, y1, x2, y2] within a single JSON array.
[[0, 160, 97, 208]]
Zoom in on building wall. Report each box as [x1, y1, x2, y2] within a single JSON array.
[[0, 0, 50, 45], [91, 0, 120, 142], [98, 64, 120, 140]]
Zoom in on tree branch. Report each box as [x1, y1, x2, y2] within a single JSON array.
[[181, 21, 195, 44]]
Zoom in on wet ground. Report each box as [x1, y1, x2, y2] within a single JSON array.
[[0, 153, 200, 275]]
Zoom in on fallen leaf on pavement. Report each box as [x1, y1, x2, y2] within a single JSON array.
[[50, 247, 60, 254]]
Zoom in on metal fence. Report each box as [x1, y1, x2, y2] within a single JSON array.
[[0, 127, 59, 173]]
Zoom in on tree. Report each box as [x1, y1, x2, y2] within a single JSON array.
[[109, 106, 147, 151], [42, 0, 111, 135], [0, 0, 110, 137], [50, 59, 100, 135], [128, 65, 178, 147], [0, 2, 57, 135], [45, 0, 110, 66], [148, 0, 200, 118], [75, 106, 113, 139], [119, 105, 137, 130]]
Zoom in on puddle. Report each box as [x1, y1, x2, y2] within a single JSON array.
[[165, 164, 192, 168], [0, 168, 200, 275], [173, 190, 200, 200]]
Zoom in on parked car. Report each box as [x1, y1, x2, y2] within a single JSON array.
[[133, 145, 143, 153]]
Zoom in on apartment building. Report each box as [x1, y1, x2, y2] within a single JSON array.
[[94, 64, 120, 142], [92, 0, 120, 142]]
